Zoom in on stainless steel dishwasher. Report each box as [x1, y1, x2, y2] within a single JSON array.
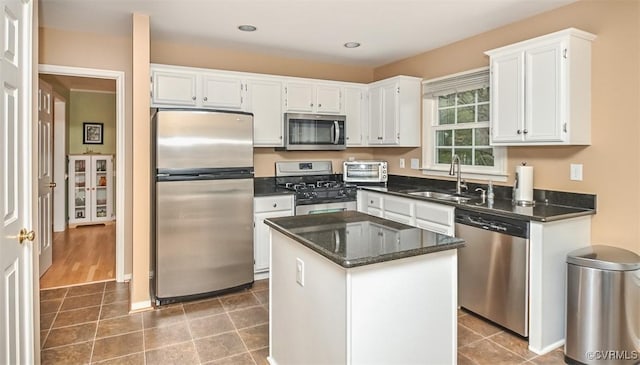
[[456, 209, 530, 337]]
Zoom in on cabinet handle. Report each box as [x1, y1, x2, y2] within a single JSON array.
[[370, 200, 374, 204], [377, 136, 383, 140], [203, 96, 208, 101], [318, 103, 322, 107], [517, 129, 522, 135], [310, 103, 314, 107], [523, 129, 528, 134], [273, 203, 277, 208], [192, 96, 196, 101]]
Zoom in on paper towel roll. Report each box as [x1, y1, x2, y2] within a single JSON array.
[[515, 165, 534, 203]]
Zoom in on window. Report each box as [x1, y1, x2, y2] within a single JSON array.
[[422, 68, 507, 181]]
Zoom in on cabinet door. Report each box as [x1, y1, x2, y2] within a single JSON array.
[[368, 86, 384, 144], [344, 87, 367, 146], [285, 82, 314, 112], [525, 42, 563, 142], [368, 82, 398, 145], [490, 52, 525, 144], [246, 78, 284, 146], [68, 157, 90, 224], [380, 83, 399, 144], [152, 70, 198, 106], [202, 74, 243, 109], [254, 195, 294, 273], [315, 84, 342, 113], [90, 156, 113, 222]]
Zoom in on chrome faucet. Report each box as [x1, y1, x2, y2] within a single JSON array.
[[449, 154, 468, 195]]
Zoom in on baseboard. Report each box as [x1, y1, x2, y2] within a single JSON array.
[[130, 300, 152, 313], [254, 272, 269, 281], [529, 339, 565, 355], [122, 274, 132, 282], [267, 356, 277, 365]]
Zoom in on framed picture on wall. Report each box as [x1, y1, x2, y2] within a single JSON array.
[[83, 122, 103, 144]]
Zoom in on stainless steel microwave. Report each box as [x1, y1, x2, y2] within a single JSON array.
[[283, 113, 346, 150], [343, 160, 388, 183]]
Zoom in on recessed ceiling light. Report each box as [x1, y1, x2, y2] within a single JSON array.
[[238, 25, 257, 32], [344, 42, 361, 48]]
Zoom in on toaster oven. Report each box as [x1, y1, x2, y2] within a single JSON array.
[[343, 160, 388, 183]]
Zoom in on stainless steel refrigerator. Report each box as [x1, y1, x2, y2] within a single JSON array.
[[152, 108, 254, 305]]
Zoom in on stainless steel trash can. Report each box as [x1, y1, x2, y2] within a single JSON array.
[[565, 245, 640, 365]]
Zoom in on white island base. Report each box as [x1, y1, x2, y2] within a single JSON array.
[[268, 229, 458, 365]]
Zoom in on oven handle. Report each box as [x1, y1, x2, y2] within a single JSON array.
[[333, 121, 340, 145]]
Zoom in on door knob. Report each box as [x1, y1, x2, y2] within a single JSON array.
[[48, 182, 57, 188], [18, 228, 35, 244]]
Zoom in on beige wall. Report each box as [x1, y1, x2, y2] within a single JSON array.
[[131, 14, 151, 307], [68, 91, 116, 155], [254, 148, 375, 177], [151, 41, 374, 83], [372, 0, 640, 253], [39, 27, 135, 274]]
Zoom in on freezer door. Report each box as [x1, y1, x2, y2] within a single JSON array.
[[155, 178, 254, 299], [155, 109, 253, 169]]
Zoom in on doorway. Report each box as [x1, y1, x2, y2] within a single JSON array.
[[38, 65, 126, 288]]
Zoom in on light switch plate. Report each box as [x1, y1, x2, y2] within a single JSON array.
[[570, 164, 583, 181], [399, 158, 405, 168], [296, 258, 304, 286], [411, 158, 420, 169]]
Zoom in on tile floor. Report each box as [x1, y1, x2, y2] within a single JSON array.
[[40, 279, 566, 364]]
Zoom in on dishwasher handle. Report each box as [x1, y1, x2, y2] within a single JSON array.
[[455, 209, 529, 238]]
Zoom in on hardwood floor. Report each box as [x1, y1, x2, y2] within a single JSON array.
[[39, 224, 116, 289]]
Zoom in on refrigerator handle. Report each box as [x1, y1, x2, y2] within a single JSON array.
[[333, 121, 340, 145]]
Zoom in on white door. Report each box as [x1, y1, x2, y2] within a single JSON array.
[[0, 0, 35, 363], [38, 79, 53, 276]]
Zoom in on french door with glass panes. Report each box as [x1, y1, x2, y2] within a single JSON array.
[[68, 154, 114, 225]]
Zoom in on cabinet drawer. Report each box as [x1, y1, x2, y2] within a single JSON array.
[[384, 211, 413, 226], [415, 202, 453, 226], [254, 195, 294, 212], [415, 219, 453, 236], [384, 197, 412, 216], [367, 194, 383, 209]]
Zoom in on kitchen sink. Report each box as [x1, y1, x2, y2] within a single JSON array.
[[408, 191, 472, 203]]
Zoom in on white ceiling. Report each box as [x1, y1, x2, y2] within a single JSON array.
[[40, 0, 576, 67]]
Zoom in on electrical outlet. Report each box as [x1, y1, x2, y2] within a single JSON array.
[[296, 258, 305, 286], [399, 158, 405, 168], [411, 158, 420, 169], [570, 164, 583, 181]]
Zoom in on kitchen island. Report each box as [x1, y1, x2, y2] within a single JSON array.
[[264, 211, 464, 365]]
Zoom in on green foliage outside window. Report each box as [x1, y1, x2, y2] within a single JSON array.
[[435, 87, 493, 167]]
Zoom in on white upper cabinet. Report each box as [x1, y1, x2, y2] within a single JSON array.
[[245, 78, 283, 146], [201, 74, 243, 109], [151, 64, 422, 148], [368, 76, 421, 147], [486, 28, 596, 146], [343, 86, 368, 146], [284, 82, 342, 114], [151, 69, 198, 106]]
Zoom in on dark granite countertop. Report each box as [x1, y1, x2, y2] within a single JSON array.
[[265, 211, 464, 268], [254, 177, 293, 197], [363, 175, 596, 222]]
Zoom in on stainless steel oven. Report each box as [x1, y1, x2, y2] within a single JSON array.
[[275, 161, 357, 216], [455, 209, 530, 336], [296, 201, 357, 215]]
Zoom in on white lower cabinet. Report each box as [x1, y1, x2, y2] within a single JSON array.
[[415, 200, 455, 236], [253, 195, 294, 276], [358, 191, 455, 235], [270, 229, 457, 364]]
